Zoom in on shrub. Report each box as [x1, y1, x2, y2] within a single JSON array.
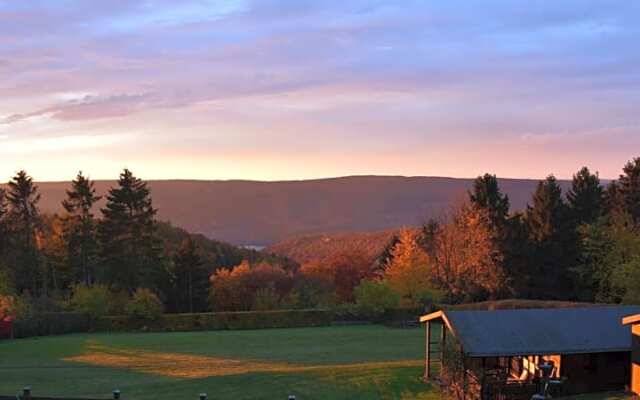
[[106, 290, 129, 315], [354, 279, 400, 318], [125, 288, 164, 321], [69, 284, 109, 319]]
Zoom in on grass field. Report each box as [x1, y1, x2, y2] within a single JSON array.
[[0, 326, 440, 400]]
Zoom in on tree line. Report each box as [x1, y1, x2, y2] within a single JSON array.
[[2, 157, 640, 320], [205, 156, 640, 315], [379, 157, 640, 305], [0, 169, 286, 316]]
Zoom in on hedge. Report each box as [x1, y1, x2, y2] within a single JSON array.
[[3, 307, 428, 338], [95, 309, 335, 332], [10, 312, 90, 338]]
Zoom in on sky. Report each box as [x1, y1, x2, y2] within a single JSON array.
[[1, 1, 639, 182]]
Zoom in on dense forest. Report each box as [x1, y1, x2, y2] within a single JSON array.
[[1, 157, 640, 320]]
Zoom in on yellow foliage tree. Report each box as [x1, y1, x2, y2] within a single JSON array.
[[384, 229, 442, 307]]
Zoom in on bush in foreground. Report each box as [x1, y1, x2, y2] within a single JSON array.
[[354, 279, 400, 318], [125, 288, 164, 321]]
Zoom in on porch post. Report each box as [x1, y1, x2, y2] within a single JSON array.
[[441, 321, 447, 363], [425, 320, 431, 379]]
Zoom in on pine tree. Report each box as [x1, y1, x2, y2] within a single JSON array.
[[526, 175, 574, 299], [612, 157, 640, 223], [0, 189, 8, 261], [567, 167, 603, 225], [62, 172, 102, 285], [98, 169, 161, 292], [468, 174, 510, 227], [377, 234, 400, 272], [419, 219, 440, 255], [6, 170, 42, 294], [170, 236, 207, 313]]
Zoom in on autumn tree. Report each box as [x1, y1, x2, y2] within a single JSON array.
[[6, 171, 42, 294], [468, 173, 525, 297], [62, 172, 101, 285], [98, 169, 162, 292], [430, 205, 506, 302], [326, 250, 375, 303], [297, 260, 339, 307], [209, 260, 293, 311], [384, 229, 442, 307]]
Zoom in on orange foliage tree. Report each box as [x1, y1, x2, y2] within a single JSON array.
[[430, 204, 506, 301], [298, 250, 376, 304], [209, 260, 294, 311]]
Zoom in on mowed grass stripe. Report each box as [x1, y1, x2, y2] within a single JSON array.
[[64, 341, 423, 378], [0, 325, 438, 400]]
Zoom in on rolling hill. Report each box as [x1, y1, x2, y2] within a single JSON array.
[[20, 175, 569, 246], [264, 230, 399, 265]]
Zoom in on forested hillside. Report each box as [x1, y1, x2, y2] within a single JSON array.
[[22, 176, 570, 246], [265, 230, 398, 265]]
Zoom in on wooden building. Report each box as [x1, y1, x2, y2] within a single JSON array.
[[420, 306, 640, 400], [622, 313, 640, 395]]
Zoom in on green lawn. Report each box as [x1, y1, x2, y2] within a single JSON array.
[[0, 326, 439, 400]]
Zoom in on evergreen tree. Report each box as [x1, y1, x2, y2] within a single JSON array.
[[419, 219, 440, 255], [169, 237, 208, 313], [6, 170, 42, 294], [567, 167, 603, 225], [526, 175, 574, 299], [468, 174, 523, 298], [0, 189, 8, 261], [502, 213, 532, 298], [62, 172, 102, 285], [468, 173, 510, 227], [98, 169, 161, 292], [376, 234, 400, 272], [612, 157, 640, 223]]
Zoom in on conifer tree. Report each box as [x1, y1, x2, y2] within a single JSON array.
[[170, 236, 207, 313], [98, 169, 161, 292], [612, 157, 640, 223], [377, 234, 400, 272], [62, 172, 102, 285], [6, 170, 42, 294], [526, 175, 573, 298], [468, 173, 510, 227], [567, 167, 603, 225], [0, 189, 8, 261]]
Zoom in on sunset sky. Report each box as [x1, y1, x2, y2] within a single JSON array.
[[1, 1, 639, 182]]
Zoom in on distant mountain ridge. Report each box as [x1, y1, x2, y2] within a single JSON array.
[[18, 175, 570, 246]]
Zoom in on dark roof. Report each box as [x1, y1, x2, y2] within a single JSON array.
[[431, 306, 640, 357]]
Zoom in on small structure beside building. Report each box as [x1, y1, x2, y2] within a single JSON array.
[[622, 313, 640, 396], [420, 306, 640, 400]]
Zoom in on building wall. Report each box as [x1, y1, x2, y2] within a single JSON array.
[[631, 324, 640, 395], [561, 352, 629, 395]]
